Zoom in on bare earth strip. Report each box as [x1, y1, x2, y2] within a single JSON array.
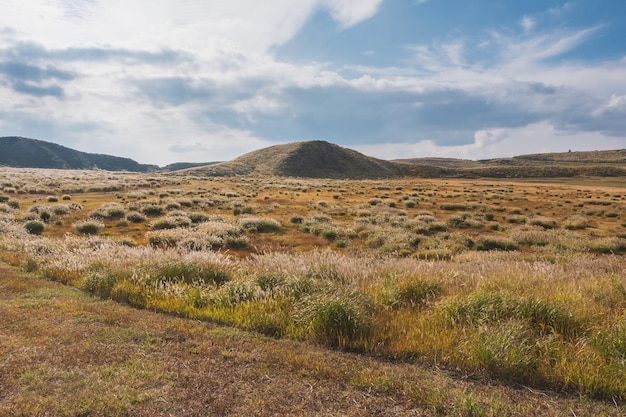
[[0, 262, 623, 417]]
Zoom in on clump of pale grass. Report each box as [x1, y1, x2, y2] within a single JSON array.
[[0, 203, 14, 213], [564, 215, 589, 230], [475, 235, 519, 251], [149, 215, 191, 230], [74, 220, 105, 235], [147, 221, 249, 250], [527, 215, 557, 229], [237, 216, 281, 232]]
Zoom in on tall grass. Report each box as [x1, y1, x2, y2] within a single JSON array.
[[15, 227, 626, 401], [2, 171, 626, 404]]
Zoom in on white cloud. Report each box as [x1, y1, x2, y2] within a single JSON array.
[[0, 1, 625, 166], [321, 0, 384, 28], [520, 16, 536, 33], [354, 121, 625, 161]]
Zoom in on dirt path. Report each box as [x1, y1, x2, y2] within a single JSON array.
[[0, 262, 622, 416]]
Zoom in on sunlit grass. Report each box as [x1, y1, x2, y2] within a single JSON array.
[[2, 168, 626, 407]]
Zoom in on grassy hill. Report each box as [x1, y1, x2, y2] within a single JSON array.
[[162, 161, 220, 171], [0, 136, 158, 172], [3, 135, 624, 178], [187, 140, 403, 179], [395, 149, 626, 178]]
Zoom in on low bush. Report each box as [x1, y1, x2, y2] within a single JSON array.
[[126, 212, 147, 223], [141, 204, 165, 216], [74, 220, 105, 235], [24, 220, 45, 235], [564, 215, 589, 230], [188, 212, 210, 223], [528, 216, 557, 229], [475, 236, 519, 251], [150, 216, 191, 230], [440, 203, 469, 211], [238, 217, 281, 232]]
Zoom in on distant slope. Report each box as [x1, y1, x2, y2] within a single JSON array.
[[395, 149, 626, 178], [162, 161, 220, 172], [0, 137, 158, 172], [187, 140, 404, 179]]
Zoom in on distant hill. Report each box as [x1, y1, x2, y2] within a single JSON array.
[[162, 161, 220, 172], [2, 136, 624, 179], [0, 136, 158, 172], [394, 149, 626, 178], [187, 140, 404, 179]]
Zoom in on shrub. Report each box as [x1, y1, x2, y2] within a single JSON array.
[[141, 204, 164, 216], [528, 216, 557, 229], [475, 236, 519, 251], [440, 203, 469, 211], [7, 200, 19, 209], [46, 195, 58, 202], [51, 204, 70, 215], [62, 194, 71, 200], [238, 217, 281, 232], [506, 215, 526, 224], [24, 220, 45, 235], [320, 229, 338, 241], [90, 203, 126, 219], [74, 220, 105, 235], [150, 216, 191, 230], [39, 211, 52, 223], [188, 212, 210, 224], [126, 212, 147, 223], [564, 215, 589, 230], [165, 201, 181, 211], [290, 215, 304, 224]]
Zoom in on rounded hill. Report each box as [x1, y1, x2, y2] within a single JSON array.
[[187, 140, 405, 179]]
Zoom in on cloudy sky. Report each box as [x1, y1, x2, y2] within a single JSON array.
[[1, 0, 625, 166]]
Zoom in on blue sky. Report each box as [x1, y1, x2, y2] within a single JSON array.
[[1, 0, 625, 165]]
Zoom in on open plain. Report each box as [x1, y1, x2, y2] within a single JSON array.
[[1, 167, 626, 416]]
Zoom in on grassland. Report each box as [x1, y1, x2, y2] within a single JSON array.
[[1, 167, 626, 416]]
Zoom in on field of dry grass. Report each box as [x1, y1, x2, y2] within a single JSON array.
[[1, 167, 626, 415]]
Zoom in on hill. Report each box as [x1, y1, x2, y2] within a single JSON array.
[[2, 136, 624, 178], [187, 140, 404, 179], [394, 149, 626, 178], [0, 136, 158, 172], [162, 161, 220, 171]]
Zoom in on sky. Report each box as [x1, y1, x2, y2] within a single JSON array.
[[1, 0, 626, 166]]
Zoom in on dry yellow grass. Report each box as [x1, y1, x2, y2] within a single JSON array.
[[1, 167, 626, 415]]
